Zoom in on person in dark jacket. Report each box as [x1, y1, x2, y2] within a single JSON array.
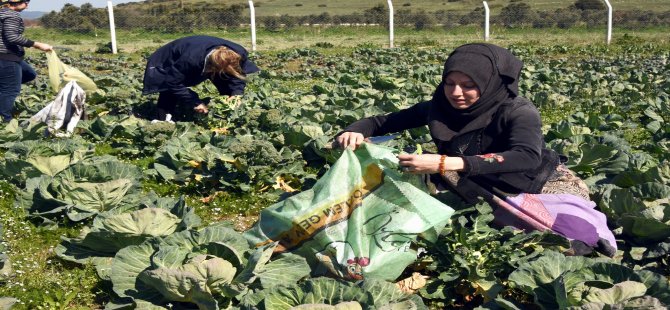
[[336, 43, 558, 197], [142, 35, 260, 121], [0, 0, 52, 122], [335, 43, 617, 257]]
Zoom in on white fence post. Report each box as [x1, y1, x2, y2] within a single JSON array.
[[603, 0, 613, 44], [107, 1, 117, 54], [483, 1, 490, 41], [248, 0, 257, 51], [386, 0, 394, 48]]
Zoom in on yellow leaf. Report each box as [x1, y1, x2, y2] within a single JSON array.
[[273, 176, 297, 193], [201, 191, 224, 203], [211, 127, 229, 135]]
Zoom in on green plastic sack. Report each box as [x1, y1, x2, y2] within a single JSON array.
[[46, 50, 98, 93], [246, 143, 454, 281]]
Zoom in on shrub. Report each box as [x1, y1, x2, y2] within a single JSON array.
[[62, 39, 81, 45], [95, 42, 116, 54], [574, 0, 606, 11], [314, 42, 334, 48]]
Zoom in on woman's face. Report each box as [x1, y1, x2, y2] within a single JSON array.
[[443, 71, 481, 109]]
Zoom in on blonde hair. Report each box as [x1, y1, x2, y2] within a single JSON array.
[[204, 46, 245, 80]]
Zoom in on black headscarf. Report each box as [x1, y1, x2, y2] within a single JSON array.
[[428, 43, 523, 145]]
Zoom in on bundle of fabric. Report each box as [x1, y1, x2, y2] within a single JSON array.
[[443, 170, 617, 257], [28, 80, 85, 137]]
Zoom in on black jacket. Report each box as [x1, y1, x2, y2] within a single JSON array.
[[343, 97, 559, 196], [142, 36, 259, 99]]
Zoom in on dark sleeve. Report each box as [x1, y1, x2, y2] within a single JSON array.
[[2, 15, 34, 47], [462, 103, 543, 175], [212, 76, 246, 96], [172, 88, 200, 107], [241, 58, 260, 75], [165, 73, 201, 107], [342, 101, 431, 137]]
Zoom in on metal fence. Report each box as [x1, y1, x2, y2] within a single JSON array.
[[36, 0, 670, 53]]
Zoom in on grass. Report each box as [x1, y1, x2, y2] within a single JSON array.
[[0, 181, 105, 308], [24, 24, 670, 55]]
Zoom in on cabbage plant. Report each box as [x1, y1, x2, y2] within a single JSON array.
[[108, 224, 311, 309], [18, 155, 143, 223], [239, 277, 427, 310], [148, 136, 232, 183], [0, 137, 93, 185], [56, 195, 201, 280], [508, 251, 670, 309]]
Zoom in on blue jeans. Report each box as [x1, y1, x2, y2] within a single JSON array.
[[0, 60, 37, 122]]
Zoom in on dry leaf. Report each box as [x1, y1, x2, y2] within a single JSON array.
[[273, 176, 297, 192], [395, 272, 429, 294]]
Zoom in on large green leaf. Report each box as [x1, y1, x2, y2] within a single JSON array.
[[291, 302, 363, 310], [619, 215, 670, 242], [98, 208, 181, 236], [509, 252, 670, 308], [262, 277, 426, 310], [567, 296, 665, 309], [110, 224, 252, 307], [57, 209, 180, 260], [637, 269, 670, 305], [263, 278, 370, 310], [57, 178, 136, 215], [256, 253, 311, 288], [57, 195, 201, 269], [22, 156, 143, 222], [138, 254, 236, 309], [111, 242, 165, 303], [508, 251, 596, 309], [0, 138, 93, 184], [583, 281, 647, 304]]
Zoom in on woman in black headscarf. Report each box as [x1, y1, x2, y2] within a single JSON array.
[[335, 43, 616, 256], [337, 43, 558, 198]]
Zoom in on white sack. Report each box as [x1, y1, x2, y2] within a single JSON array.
[[30, 81, 86, 137]]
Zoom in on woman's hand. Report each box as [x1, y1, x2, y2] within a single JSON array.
[[33, 42, 53, 52], [398, 154, 465, 174], [397, 154, 442, 174], [194, 103, 209, 114], [335, 132, 365, 150]]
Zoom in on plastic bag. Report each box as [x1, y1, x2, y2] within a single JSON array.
[[28, 81, 86, 137], [245, 143, 454, 281], [46, 50, 97, 93]]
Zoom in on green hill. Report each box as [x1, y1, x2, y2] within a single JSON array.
[[117, 0, 669, 16]]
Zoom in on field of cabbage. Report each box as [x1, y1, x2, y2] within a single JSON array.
[[0, 40, 669, 309]]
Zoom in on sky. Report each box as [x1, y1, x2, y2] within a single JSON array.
[[26, 0, 143, 12]]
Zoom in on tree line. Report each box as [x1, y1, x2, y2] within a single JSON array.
[[38, 0, 670, 33]]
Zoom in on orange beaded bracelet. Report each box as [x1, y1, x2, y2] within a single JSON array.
[[438, 155, 447, 175]]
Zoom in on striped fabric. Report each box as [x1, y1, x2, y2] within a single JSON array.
[[29, 81, 86, 137], [0, 7, 34, 61]]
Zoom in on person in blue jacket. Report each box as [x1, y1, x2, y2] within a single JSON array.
[[142, 35, 260, 121]]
